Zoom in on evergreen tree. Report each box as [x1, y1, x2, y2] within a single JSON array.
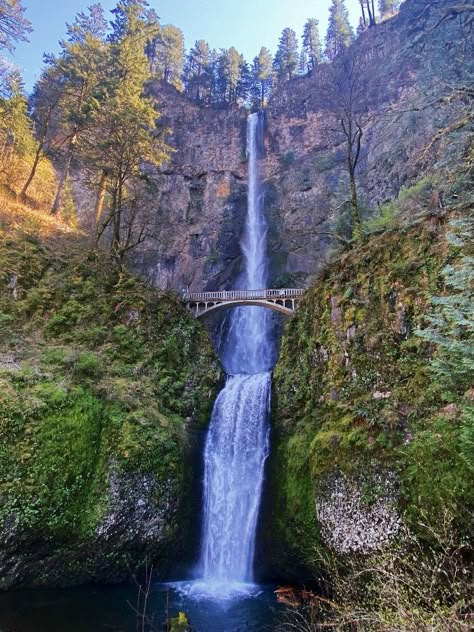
[[217, 47, 243, 103], [0, 67, 34, 156], [379, 0, 401, 18], [236, 57, 252, 104], [417, 215, 474, 393], [0, 0, 32, 52], [184, 39, 211, 102], [80, 0, 170, 264], [325, 0, 354, 60], [151, 24, 184, 90], [274, 27, 299, 81], [301, 18, 323, 73], [47, 3, 108, 215], [250, 47, 273, 108], [0, 67, 36, 190], [299, 48, 308, 76]]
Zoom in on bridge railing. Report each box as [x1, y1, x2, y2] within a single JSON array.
[[182, 288, 305, 302]]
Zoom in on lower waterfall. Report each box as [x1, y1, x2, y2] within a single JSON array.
[[200, 372, 271, 583]]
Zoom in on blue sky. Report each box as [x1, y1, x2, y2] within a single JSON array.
[[10, 0, 362, 92]]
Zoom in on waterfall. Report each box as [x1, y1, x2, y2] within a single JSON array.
[[199, 112, 273, 590]]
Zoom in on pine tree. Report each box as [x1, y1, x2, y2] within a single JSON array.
[[80, 0, 170, 264], [47, 3, 108, 215], [301, 18, 323, 73], [153, 24, 184, 90], [379, 0, 401, 18], [273, 28, 299, 81], [251, 46, 273, 108], [184, 39, 211, 102], [217, 47, 244, 103], [236, 57, 252, 104], [0, 0, 32, 52], [0, 67, 37, 190], [325, 0, 354, 61]]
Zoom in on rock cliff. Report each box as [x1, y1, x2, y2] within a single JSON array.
[[125, 0, 472, 292], [261, 213, 473, 577]]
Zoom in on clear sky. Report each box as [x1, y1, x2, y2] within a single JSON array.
[[10, 0, 362, 92]]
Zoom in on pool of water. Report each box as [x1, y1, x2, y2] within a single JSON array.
[[0, 581, 286, 632]]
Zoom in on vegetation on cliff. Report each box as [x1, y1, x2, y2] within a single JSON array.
[[270, 205, 473, 627], [0, 204, 221, 588]]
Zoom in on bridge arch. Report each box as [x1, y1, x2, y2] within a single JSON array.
[[193, 299, 294, 318], [182, 288, 305, 319]]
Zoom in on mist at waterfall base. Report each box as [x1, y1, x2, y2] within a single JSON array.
[[0, 113, 287, 632]]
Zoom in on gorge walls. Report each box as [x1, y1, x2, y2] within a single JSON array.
[[122, 0, 472, 292]]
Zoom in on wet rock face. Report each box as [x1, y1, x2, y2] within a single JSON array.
[[96, 468, 178, 546], [130, 82, 249, 293], [0, 466, 182, 590]]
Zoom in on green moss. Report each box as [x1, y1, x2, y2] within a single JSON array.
[[271, 220, 471, 569], [0, 220, 222, 575]]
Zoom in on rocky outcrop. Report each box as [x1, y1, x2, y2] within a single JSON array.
[[262, 0, 473, 280], [130, 83, 249, 293], [263, 216, 473, 575], [0, 213, 222, 589]]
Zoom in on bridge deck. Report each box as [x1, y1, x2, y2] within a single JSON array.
[[182, 288, 305, 302], [182, 288, 305, 318]]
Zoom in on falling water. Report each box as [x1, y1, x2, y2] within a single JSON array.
[[199, 112, 274, 591]]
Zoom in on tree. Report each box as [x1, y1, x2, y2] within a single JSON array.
[[0, 68, 36, 187], [325, 0, 354, 60], [154, 24, 184, 89], [47, 3, 108, 215], [0, 0, 31, 52], [301, 18, 323, 73], [184, 39, 211, 102], [274, 28, 299, 81], [417, 215, 474, 393], [379, 0, 401, 19], [217, 47, 244, 103], [80, 0, 171, 265], [20, 66, 63, 200], [147, 21, 184, 90], [250, 47, 273, 108], [359, 1, 377, 27], [322, 48, 370, 240]]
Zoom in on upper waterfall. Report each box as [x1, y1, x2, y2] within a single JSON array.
[[222, 112, 275, 375]]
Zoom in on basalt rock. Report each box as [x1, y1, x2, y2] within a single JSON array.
[[111, 0, 472, 293]]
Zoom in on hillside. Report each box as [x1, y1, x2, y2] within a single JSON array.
[[0, 204, 222, 589]]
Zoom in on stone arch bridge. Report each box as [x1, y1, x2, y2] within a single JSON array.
[[182, 288, 305, 318]]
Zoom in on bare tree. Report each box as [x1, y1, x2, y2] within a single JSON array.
[[321, 48, 373, 241]]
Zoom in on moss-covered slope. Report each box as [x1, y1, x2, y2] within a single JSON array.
[[0, 207, 222, 589], [268, 217, 473, 575]]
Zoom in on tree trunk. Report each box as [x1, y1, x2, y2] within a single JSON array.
[[360, 0, 367, 27], [21, 138, 45, 201], [51, 133, 76, 216], [21, 108, 53, 202], [95, 170, 108, 225]]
